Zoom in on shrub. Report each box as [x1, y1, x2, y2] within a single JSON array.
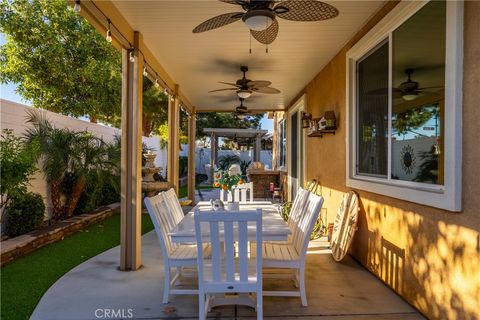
[[6, 192, 45, 237], [0, 129, 39, 211]]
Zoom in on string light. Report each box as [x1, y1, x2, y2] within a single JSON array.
[[80, 1, 183, 109], [105, 19, 112, 43], [73, 0, 81, 13]]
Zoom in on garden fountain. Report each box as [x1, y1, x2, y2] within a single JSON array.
[[142, 151, 169, 197]]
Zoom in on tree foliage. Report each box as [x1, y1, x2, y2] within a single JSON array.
[[0, 129, 39, 211], [142, 78, 169, 136], [0, 0, 121, 121]]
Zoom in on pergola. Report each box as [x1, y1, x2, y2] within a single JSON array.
[[203, 128, 268, 169]]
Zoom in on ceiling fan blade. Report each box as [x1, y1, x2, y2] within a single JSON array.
[[208, 88, 238, 93], [275, 0, 339, 21], [248, 80, 272, 87], [219, 81, 241, 87], [368, 87, 403, 95], [219, 0, 246, 5], [253, 86, 281, 94], [193, 12, 244, 33], [417, 86, 444, 90], [250, 19, 279, 45]]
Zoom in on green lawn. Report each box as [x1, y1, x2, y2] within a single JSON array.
[[0, 212, 154, 320]]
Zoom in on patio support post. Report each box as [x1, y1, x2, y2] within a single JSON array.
[[187, 112, 196, 202], [120, 32, 143, 271], [167, 85, 180, 194], [210, 133, 217, 182], [254, 133, 261, 162]]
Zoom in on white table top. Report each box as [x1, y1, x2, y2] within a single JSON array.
[[169, 201, 291, 243]]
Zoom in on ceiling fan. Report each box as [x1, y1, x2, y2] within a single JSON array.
[[193, 0, 339, 45], [209, 65, 280, 99], [234, 98, 250, 119], [368, 68, 444, 101], [394, 68, 443, 101]]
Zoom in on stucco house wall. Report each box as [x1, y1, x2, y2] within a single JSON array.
[[287, 2, 479, 319]]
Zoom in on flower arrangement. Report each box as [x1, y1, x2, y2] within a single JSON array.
[[214, 171, 243, 192]]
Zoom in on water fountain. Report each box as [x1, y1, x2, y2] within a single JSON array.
[[142, 151, 169, 197]]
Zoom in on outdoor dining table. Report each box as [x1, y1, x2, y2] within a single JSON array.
[[169, 201, 291, 244]]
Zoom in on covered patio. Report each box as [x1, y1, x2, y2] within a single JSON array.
[[31, 229, 421, 320], [22, 0, 478, 319]]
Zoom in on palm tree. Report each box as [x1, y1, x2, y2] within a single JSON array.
[[25, 111, 77, 220], [64, 133, 119, 217]]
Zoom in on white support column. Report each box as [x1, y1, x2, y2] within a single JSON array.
[[120, 32, 143, 271], [210, 133, 217, 180], [187, 112, 196, 203], [167, 85, 180, 194], [255, 133, 261, 162]]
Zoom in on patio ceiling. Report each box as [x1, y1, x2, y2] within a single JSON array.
[[110, 1, 385, 112]]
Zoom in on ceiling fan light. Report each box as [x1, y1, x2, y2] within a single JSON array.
[[237, 89, 252, 99], [242, 9, 275, 31], [402, 93, 418, 101]]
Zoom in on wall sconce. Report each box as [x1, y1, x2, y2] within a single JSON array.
[[301, 112, 312, 128]]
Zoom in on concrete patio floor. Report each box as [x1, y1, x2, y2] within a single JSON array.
[[31, 220, 423, 320]]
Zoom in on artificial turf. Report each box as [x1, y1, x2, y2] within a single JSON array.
[[0, 212, 154, 320]]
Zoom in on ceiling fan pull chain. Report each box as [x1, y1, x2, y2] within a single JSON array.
[[249, 32, 252, 54]]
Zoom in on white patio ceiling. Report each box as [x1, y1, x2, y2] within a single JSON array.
[[112, 1, 385, 112]]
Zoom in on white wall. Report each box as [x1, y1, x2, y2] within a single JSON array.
[[0, 99, 162, 220]]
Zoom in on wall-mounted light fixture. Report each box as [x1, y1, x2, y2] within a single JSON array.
[[301, 112, 312, 128]]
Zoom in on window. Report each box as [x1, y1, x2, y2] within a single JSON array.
[[278, 119, 286, 168], [346, 0, 463, 211]]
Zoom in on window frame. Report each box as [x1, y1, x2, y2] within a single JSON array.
[[345, 0, 463, 211], [278, 118, 287, 168]]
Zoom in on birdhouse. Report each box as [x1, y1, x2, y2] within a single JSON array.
[[324, 111, 336, 130]]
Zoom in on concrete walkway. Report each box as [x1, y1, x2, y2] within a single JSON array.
[[31, 226, 423, 320]]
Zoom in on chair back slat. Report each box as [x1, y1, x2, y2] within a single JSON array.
[[292, 193, 324, 258], [144, 194, 178, 259], [224, 221, 235, 282], [209, 221, 221, 282], [194, 209, 262, 287], [162, 188, 184, 224], [288, 188, 310, 229], [238, 220, 249, 281]]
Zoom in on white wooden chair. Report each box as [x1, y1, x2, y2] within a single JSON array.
[[233, 182, 254, 203], [287, 187, 310, 231], [220, 182, 254, 203], [144, 194, 208, 303], [161, 188, 184, 224], [194, 208, 263, 320], [219, 188, 233, 202], [261, 192, 324, 306]]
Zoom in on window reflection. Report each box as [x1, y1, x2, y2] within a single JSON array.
[[391, 0, 446, 185]]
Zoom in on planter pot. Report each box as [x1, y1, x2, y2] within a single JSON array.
[[227, 201, 240, 211]]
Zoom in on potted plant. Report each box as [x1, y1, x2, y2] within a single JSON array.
[[214, 171, 243, 211]]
